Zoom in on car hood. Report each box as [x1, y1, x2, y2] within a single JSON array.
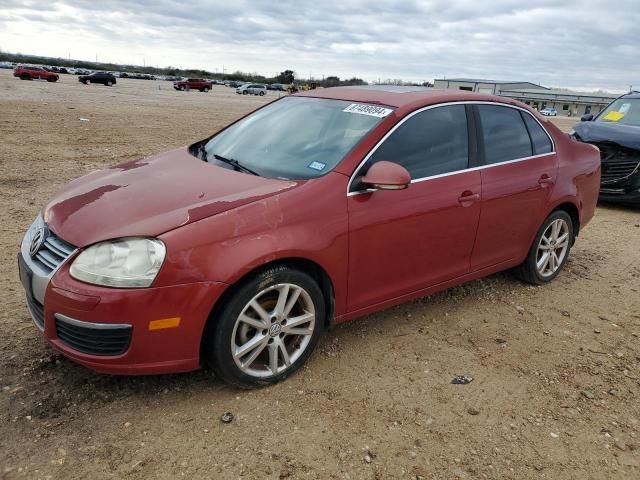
[[574, 121, 640, 151], [43, 148, 298, 247]]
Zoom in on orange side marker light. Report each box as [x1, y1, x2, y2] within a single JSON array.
[[148, 317, 181, 331]]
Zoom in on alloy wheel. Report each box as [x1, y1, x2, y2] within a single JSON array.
[[231, 283, 315, 378], [536, 218, 570, 277]]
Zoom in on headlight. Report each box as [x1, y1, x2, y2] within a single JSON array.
[[70, 238, 166, 288]]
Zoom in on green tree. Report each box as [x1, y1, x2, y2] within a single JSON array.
[[277, 69, 295, 84]]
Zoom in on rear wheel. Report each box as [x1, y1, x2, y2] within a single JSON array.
[[513, 210, 574, 285], [204, 266, 324, 388], [20, 74, 31, 80], [259, 91, 265, 96], [106, 80, 113, 86], [47, 77, 58, 83]]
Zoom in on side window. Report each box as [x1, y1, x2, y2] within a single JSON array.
[[522, 113, 553, 155], [478, 105, 532, 164], [361, 104, 468, 182]]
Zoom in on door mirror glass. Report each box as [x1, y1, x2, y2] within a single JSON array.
[[361, 161, 411, 191], [581, 114, 594, 122]]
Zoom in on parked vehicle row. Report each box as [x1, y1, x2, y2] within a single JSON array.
[[17, 87, 600, 387]]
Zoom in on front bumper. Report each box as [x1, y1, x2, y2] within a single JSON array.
[[599, 172, 640, 206], [18, 218, 227, 375], [599, 187, 640, 205]]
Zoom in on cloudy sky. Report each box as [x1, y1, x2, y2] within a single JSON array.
[[1, 0, 638, 91]]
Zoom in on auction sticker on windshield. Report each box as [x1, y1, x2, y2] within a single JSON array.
[[343, 103, 393, 118]]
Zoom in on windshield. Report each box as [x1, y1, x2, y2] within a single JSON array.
[[596, 98, 640, 127], [204, 97, 392, 179]]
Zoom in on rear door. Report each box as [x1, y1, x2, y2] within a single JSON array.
[[470, 104, 557, 270], [347, 104, 482, 311]]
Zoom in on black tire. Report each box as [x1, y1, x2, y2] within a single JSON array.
[[259, 91, 265, 96], [179, 85, 185, 91], [47, 77, 58, 83], [106, 81, 113, 86], [84, 80, 90, 85], [204, 266, 325, 388], [242, 90, 248, 95], [202, 87, 209, 92], [20, 74, 31, 80], [513, 210, 574, 285]]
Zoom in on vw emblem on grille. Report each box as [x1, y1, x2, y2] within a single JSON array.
[[29, 228, 45, 258]]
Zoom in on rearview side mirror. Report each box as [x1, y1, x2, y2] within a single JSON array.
[[581, 114, 594, 122], [361, 161, 411, 191]]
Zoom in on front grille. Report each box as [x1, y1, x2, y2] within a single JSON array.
[[33, 231, 75, 274], [594, 142, 640, 185], [55, 316, 132, 356], [26, 296, 45, 330]]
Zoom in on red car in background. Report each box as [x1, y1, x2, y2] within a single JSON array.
[[14, 65, 59, 82], [173, 78, 213, 92], [18, 87, 600, 387]]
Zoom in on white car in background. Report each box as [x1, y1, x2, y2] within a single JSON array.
[[540, 107, 558, 116], [236, 83, 267, 96]]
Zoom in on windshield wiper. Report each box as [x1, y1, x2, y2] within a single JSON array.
[[213, 153, 259, 176]]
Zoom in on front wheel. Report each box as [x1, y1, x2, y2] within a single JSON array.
[[84, 80, 90, 85], [204, 267, 325, 388], [20, 74, 31, 80], [259, 91, 265, 96], [242, 90, 248, 95], [513, 210, 574, 284], [202, 87, 210, 92]]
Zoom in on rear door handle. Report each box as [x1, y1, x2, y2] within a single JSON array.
[[458, 191, 480, 205], [538, 174, 554, 186]]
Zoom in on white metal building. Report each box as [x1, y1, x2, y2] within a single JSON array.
[[433, 78, 619, 117]]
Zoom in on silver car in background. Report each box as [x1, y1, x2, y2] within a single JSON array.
[[236, 83, 267, 96]]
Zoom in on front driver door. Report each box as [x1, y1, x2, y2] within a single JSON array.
[[347, 104, 482, 312]]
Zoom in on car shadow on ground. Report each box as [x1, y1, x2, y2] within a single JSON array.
[[13, 270, 523, 422]]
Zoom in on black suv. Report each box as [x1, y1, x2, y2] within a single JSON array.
[[573, 92, 640, 205], [79, 72, 117, 86]]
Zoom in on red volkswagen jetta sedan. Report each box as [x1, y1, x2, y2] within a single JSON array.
[[18, 87, 601, 387]]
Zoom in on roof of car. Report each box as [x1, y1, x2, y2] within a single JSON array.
[[621, 91, 640, 99], [295, 85, 528, 111]]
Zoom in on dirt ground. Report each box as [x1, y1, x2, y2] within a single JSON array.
[[1, 69, 639, 480]]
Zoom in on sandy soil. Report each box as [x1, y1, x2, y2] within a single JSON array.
[[1, 69, 639, 479]]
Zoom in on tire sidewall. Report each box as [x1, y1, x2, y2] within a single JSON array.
[[527, 210, 574, 283], [208, 267, 325, 387]]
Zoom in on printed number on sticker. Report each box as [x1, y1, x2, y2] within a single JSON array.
[[343, 104, 393, 118]]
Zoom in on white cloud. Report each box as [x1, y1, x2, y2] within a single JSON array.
[[0, 0, 638, 90]]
